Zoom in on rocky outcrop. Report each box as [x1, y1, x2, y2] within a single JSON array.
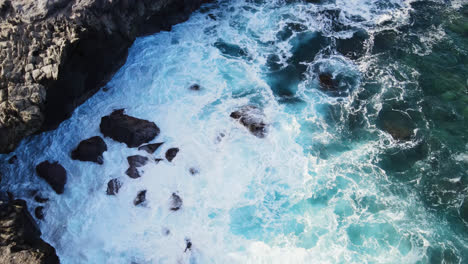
[[0, 0, 209, 153], [71, 136, 107, 164], [35, 161, 67, 194], [230, 106, 268, 138], [100, 109, 160, 148], [0, 199, 59, 264]]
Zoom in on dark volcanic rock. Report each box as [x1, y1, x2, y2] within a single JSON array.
[[376, 110, 415, 141], [184, 239, 192, 252], [35, 161, 67, 194], [230, 106, 268, 138], [166, 148, 180, 162], [34, 206, 44, 220], [138, 142, 164, 154], [34, 195, 49, 203], [0, 199, 59, 264], [100, 109, 160, 148], [189, 84, 201, 91], [71, 136, 107, 164], [0, 0, 209, 153], [8, 155, 17, 164], [106, 179, 123, 195], [170, 193, 183, 211], [134, 190, 147, 206], [189, 168, 199, 175], [126, 155, 149, 179]]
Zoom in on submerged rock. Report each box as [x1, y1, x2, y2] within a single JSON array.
[[106, 179, 123, 195], [376, 110, 415, 141], [170, 193, 183, 211], [34, 195, 49, 203], [189, 84, 201, 91], [35, 161, 67, 194], [166, 148, 180, 162], [126, 155, 149, 179], [0, 199, 59, 264], [138, 143, 164, 154], [230, 106, 268, 138], [134, 190, 147, 206], [71, 136, 107, 164], [34, 206, 44, 220], [100, 109, 160, 148]]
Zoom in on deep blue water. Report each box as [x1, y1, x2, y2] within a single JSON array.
[[1, 0, 467, 263]]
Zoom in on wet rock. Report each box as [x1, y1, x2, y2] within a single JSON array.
[[189, 168, 199, 175], [189, 84, 201, 91], [100, 109, 160, 148], [170, 193, 183, 211], [138, 142, 164, 154], [0, 199, 59, 263], [230, 106, 268, 138], [134, 190, 147, 206], [71, 136, 107, 164], [106, 179, 123, 195], [163, 228, 171, 236], [214, 41, 248, 58], [376, 110, 415, 141], [184, 239, 192, 252], [34, 206, 44, 220], [35, 161, 67, 194], [126, 155, 149, 179], [8, 155, 17, 164], [34, 195, 49, 203], [155, 158, 164, 163], [319, 73, 337, 90], [166, 148, 180, 162]]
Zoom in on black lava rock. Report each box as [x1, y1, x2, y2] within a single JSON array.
[[166, 148, 179, 162], [106, 179, 123, 195], [134, 190, 147, 206], [34, 195, 49, 203], [138, 142, 164, 154], [100, 109, 160, 148], [71, 136, 107, 164], [170, 193, 183, 211], [230, 106, 268, 138], [189, 84, 201, 91], [7, 155, 17, 164], [35, 161, 67, 194], [184, 239, 192, 252], [35, 206, 44, 220], [126, 155, 149, 179], [189, 168, 199, 175]]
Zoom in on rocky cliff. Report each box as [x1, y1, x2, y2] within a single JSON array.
[[0, 0, 208, 153], [0, 198, 60, 264]]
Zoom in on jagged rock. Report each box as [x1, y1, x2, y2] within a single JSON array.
[[0, 0, 209, 153], [71, 136, 107, 164], [100, 109, 160, 148], [184, 239, 192, 252], [106, 178, 122, 195], [170, 193, 183, 211], [138, 142, 164, 154], [35, 161, 67, 194], [34, 206, 44, 220], [230, 106, 268, 138], [0, 199, 59, 264], [134, 190, 147, 206], [7, 155, 17, 164], [34, 195, 48, 203], [166, 148, 180, 162], [125, 155, 149, 179]]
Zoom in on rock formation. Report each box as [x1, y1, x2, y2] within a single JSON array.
[[0, 0, 209, 153], [0, 199, 59, 264]]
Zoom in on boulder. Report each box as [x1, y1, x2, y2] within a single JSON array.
[[100, 109, 160, 148], [138, 142, 164, 154], [125, 155, 149, 179], [35, 161, 67, 194], [34, 206, 44, 220], [184, 239, 192, 252], [230, 106, 268, 138], [8, 155, 17, 164], [106, 179, 123, 195], [0, 199, 59, 264], [170, 193, 183, 211], [166, 148, 180, 162], [134, 190, 147, 206], [34, 195, 49, 203], [71, 136, 107, 164], [189, 84, 201, 91]]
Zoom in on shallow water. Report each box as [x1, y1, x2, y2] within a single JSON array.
[[1, 0, 467, 263]]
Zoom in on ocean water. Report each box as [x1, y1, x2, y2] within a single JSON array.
[[1, 0, 467, 263]]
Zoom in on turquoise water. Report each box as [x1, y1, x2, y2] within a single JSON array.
[[1, 0, 467, 263]]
